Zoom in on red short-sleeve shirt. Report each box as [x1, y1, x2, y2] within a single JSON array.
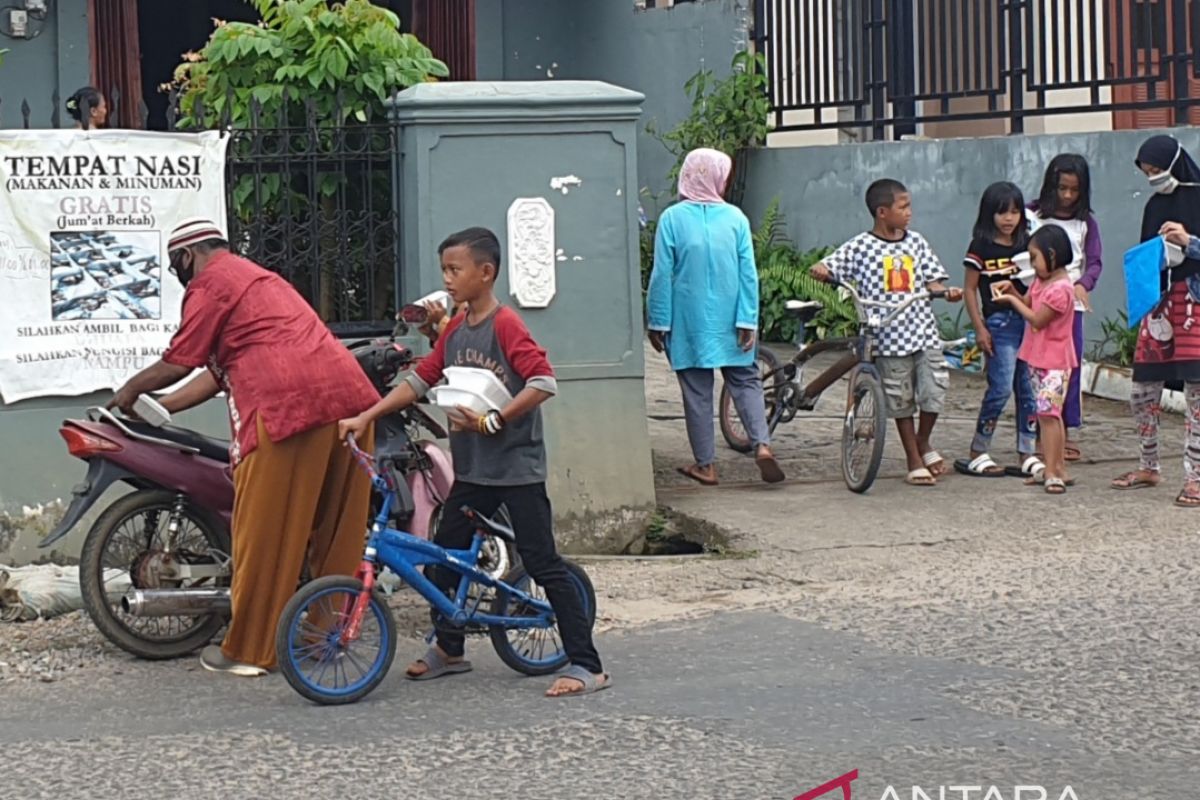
[[162, 252, 379, 465]]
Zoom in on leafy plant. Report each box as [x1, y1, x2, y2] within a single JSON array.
[[1090, 311, 1139, 367], [937, 308, 969, 342], [645, 50, 770, 190], [162, 0, 448, 321], [754, 199, 844, 343], [168, 0, 447, 130]]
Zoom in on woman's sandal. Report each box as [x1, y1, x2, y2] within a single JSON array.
[[1044, 477, 1067, 495], [677, 464, 718, 486], [1174, 481, 1200, 508], [1111, 471, 1159, 490], [1064, 444, 1082, 462]]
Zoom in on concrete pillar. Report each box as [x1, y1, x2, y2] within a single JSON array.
[[389, 81, 655, 552]]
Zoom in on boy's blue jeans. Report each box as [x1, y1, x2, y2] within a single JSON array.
[[972, 310, 1037, 455]]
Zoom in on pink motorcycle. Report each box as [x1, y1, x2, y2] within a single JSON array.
[[39, 328, 514, 660]]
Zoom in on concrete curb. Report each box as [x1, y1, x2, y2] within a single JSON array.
[[1081, 360, 1186, 415]]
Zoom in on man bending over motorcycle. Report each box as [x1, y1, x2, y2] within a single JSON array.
[[109, 218, 381, 677]]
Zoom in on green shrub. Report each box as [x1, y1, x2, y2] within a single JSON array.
[[754, 200, 846, 343]]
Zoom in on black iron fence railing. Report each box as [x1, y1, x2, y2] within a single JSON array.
[[753, 0, 1200, 139]]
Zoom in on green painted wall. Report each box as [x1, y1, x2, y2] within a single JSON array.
[[0, 0, 89, 128], [739, 127, 1200, 347]]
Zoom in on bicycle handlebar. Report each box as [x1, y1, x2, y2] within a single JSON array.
[[827, 280, 948, 330]]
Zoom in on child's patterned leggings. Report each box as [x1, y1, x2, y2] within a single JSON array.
[[1131, 380, 1200, 480]]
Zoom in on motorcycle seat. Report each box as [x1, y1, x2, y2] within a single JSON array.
[[123, 419, 231, 462]]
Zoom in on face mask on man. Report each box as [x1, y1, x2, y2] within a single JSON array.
[[169, 249, 195, 287]]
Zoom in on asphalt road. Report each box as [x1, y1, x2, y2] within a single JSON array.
[[1, 605, 1192, 799]]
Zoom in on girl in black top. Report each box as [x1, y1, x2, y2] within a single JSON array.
[[955, 182, 1040, 478]]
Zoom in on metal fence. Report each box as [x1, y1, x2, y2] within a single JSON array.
[[2, 88, 401, 330], [753, 0, 1200, 139]]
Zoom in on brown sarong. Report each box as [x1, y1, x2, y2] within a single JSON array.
[[221, 415, 374, 669]]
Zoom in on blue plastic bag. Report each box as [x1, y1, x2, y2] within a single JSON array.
[[1123, 237, 1167, 328]]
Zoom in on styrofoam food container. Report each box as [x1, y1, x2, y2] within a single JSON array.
[[429, 385, 500, 414], [132, 394, 171, 427], [1165, 238, 1185, 267], [442, 366, 513, 408]]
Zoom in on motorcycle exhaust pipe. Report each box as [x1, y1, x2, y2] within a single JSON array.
[[121, 587, 231, 617]]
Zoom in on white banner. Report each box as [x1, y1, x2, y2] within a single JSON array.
[[0, 129, 228, 403]]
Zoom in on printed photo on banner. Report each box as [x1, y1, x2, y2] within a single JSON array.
[[0, 129, 228, 403]]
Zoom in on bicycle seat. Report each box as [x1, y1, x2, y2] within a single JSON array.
[[123, 419, 232, 462], [459, 505, 517, 543], [785, 300, 823, 318]]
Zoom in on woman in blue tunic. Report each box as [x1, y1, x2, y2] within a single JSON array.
[[646, 148, 784, 485]]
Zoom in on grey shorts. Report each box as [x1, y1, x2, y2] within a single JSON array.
[[876, 348, 949, 418]]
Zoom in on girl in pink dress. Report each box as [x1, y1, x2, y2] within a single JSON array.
[[993, 226, 1079, 494]]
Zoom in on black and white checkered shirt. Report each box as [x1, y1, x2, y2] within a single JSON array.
[[823, 230, 949, 357]]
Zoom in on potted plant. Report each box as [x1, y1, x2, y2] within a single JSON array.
[[645, 50, 770, 207], [1083, 311, 1138, 401]]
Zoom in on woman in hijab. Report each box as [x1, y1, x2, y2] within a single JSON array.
[[1111, 134, 1200, 506], [646, 148, 784, 486]]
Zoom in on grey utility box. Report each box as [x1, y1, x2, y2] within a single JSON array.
[[390, 81, 655, 551]]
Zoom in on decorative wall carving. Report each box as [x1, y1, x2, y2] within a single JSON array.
[[506, 197, 556, 308]]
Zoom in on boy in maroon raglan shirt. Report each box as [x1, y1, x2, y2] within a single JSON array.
[[340, 227, 609, 697]]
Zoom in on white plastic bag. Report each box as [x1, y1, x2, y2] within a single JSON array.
[[0, 564, 129, 622]]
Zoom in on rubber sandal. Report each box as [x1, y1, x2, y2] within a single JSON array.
[[1044, 477, 1067, 495], [756, 451, 785, 484], [1005, 455, 1045, 478], [677, 464, 718, 486], [922, 450, 946, 476], [1025, 472, 1074, 487], [406, 646, 472, 681], [1174, 482, 1200, 508], [954, 453, 1005, 477], [906, 467, 936, 486], [546, 663, 611, 698], [1065, 445, 1082, 462], [1111, 471, 1159, 490]]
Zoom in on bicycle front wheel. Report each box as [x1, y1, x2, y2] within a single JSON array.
[[275, 576, 396, 705], [841, 366, 887, 493], [720, 347, 783, 454]]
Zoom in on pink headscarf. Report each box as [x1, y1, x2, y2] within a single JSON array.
[[677, 148, 732, 204]]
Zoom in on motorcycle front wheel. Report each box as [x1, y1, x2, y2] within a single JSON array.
[[79, 489, 231, 660]]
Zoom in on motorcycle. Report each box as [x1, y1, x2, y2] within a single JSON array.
[[39, 318, 513, 660]]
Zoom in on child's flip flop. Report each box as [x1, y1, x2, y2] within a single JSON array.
[[406, 647, 472, 681], [954, 454, 1005, 477], [1004, 455, 1045, 478], [546, 664, 612, 698]]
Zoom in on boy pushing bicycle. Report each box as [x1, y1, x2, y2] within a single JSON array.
[[811, 179, 963, 486], [340, 227, 609, 697]]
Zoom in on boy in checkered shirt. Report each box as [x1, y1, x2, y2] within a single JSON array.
[[812, 179, 963, 486]]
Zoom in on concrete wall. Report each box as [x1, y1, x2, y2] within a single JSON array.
[[740, 126, 1200, 347], [476, 0, 748, 204], [0, 0, 89, 128]]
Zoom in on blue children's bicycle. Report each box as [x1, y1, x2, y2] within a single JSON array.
[[274, 436, 596, 705]]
